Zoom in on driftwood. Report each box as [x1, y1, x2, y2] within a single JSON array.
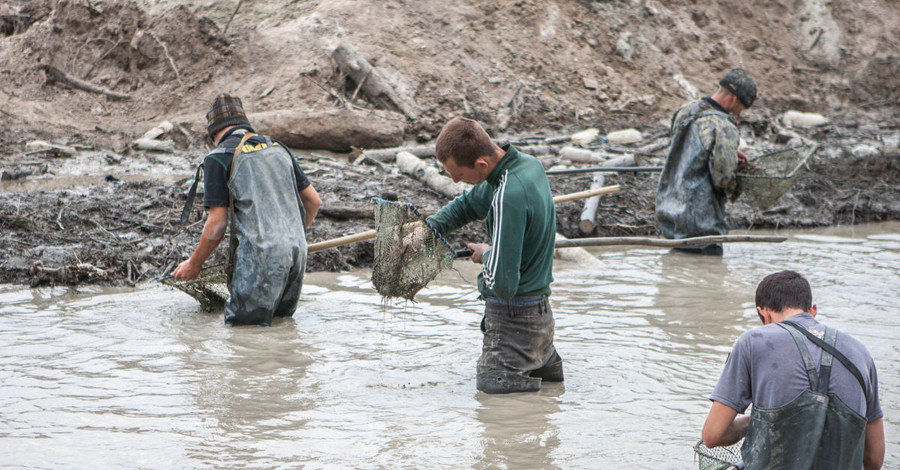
[[359, 145, 436, 163], [332, 40, 419, 119], [578, 155, 638, 233], [396, 151, 471, 199], [132, 121, 175, 153], [249, 108, 405, 151], [359, 141, 558, 164], [39, 64, 131, 100], [25, 140, 77, 157], [554, 235, 787, 248], [318, 205, 375, 220]]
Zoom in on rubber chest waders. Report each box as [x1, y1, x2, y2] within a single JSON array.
[[655, 105, 734, 254], [741, 323, 867, 470], [225, 132, 307, 326]]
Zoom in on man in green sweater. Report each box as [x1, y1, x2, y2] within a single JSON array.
[[424, 116, 562, 394]]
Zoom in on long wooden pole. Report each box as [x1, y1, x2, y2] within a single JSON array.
[[307, 185, 622, 253], [554, 234, 787, 248]]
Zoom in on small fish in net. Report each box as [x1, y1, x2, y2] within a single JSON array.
[[372, 198, 456, 301], [693, 440, 743, 470]]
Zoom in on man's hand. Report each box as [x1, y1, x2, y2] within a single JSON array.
[[467, 242, 491, 264], [172, 259, 202, 281], [737, 151, 750, 165]]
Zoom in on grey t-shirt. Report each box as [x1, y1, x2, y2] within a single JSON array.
[[710, 313, 882, 422]]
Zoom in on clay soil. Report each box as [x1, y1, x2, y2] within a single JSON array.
[[0, 0, 898, 287]]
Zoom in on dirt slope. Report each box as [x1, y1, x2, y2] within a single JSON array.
[[0, 0, 898, 286]]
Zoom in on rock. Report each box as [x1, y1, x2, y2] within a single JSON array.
[[782, 110, 829, 128], [851, 144, 881, 159], [615, 32, 633, 61]]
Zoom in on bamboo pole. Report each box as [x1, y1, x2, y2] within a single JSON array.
[[306, 185, 622, 252]]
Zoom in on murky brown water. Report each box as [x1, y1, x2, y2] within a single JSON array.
[[1, 222, 898, 469]]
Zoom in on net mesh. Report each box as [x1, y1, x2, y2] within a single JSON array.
[[162, 266, 229, 311], [693, 440, 743, 470], [737, 145, 816, 209], [372, 198, 455, 301]]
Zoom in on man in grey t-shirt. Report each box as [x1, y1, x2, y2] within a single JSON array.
[[702, 271, 884, 470]]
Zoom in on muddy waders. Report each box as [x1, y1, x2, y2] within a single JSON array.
[[656, 106, 734, 255], [476, 296, 563, 394], [741, 323, 867, 470], [225, 134, 307, 326]]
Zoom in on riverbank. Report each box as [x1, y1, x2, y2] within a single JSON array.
[[1, 0, 897, 287]]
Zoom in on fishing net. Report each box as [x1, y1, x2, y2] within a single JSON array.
[[693, 440, 743, 470], [161, 264, 229, 311], [737, 145, 816, 209], [371, 198, 456, 301]]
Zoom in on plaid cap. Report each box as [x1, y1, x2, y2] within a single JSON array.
[[719, 68, 757, 108], [206, 93, 251, 138]]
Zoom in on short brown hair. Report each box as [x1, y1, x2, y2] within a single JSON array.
[[434, 117, 497, 167], [755, 270, 813, 313]]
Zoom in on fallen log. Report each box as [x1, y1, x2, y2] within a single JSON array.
[[332, 40, 419, 119], [395, 151, 471, 199], [546, 166, 662, 175], [39, 64, 131, 100], [359, 141, 557, 163], [359, 145, 435, 163], [319, 205, 375, 220], [248, 108, 405, 151], [554, 235, 787, 248]]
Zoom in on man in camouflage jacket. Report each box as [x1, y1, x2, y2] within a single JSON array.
[[655, 68, 757, 255]]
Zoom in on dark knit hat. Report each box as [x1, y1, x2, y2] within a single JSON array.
[[719, 68, 757, 108], [206, 93, 251, 138]]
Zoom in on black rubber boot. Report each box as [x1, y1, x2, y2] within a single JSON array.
[[529, 350, 564, 382], [477, 370, 542, 394]]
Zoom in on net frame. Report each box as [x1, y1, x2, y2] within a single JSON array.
[[693, 440, 743, 470], [737, 145, 816, 209], [161, 265, 229, 311], [371, 198, 456, 301]]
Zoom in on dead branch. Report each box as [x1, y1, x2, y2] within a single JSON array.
[[223, 0, 244, 36], [332, 40, 419, 119], [39, 64, 131, 100], [148, 32, 184, 87]]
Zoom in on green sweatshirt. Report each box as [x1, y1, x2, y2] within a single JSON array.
[[427, 145, 555, 300]]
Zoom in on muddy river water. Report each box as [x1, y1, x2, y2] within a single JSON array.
[[1, 222, 898, 469]]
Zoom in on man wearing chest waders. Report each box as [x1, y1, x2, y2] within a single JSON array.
[[173, 93, 321, 326], [413, 117, 562, 394], [702, 270, 884, 470], [655, 68, 756, 256]]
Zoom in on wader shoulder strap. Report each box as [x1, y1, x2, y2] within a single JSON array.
[[782, 321, 868, 397], [225, 132, 257, 284], [179, 163, 204, 224]]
